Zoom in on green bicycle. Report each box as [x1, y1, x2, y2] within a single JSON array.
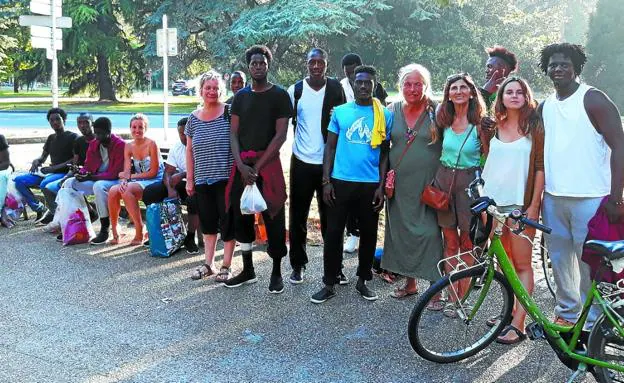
[[408, 172, 624, 383]]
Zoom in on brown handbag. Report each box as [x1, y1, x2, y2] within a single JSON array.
[[385, 105, 434, 198], [421, 124, 475, 210]]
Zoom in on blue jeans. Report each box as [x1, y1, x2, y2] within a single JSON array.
[[13, 172, 66, 211]]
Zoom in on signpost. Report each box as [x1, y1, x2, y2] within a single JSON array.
[[156, 15, 178, 141], [19, 0, 72, 108]]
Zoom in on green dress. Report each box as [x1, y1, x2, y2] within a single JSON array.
[[381, 101, 444, 282]]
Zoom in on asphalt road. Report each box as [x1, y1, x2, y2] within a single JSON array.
[[0, 219, 595, 383]]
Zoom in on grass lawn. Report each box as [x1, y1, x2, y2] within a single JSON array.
[[0, 101, 197, 114], [0, 89, 57, 98]]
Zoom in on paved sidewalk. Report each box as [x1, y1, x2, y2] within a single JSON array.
[[0, 220, 594, 383]]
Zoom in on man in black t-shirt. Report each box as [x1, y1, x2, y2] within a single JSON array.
[[39, 112, 97, 229], [225, 45, 293, 294], [13, 108, 77, 224]]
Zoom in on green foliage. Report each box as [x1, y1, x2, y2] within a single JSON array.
[[60, 0, 146, 100], [585, 0, 624, 111]]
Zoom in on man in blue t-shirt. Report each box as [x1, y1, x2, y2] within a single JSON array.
[[311, 65, 393, 304]]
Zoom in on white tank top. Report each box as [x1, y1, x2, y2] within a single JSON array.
[[482, 136, 532, 206], [543, 84, 611, 197]]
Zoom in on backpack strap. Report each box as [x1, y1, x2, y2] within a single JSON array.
[[292, 80, 304, 128]]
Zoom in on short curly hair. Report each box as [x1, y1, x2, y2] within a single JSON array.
[[539, 43, 587, 76], [46, 107, 67, 122], [354, 65, 377, 79], [486, 46, 518, 72], [245, 45, 272, 66]]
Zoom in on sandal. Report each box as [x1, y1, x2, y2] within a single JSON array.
[[554, 316, 576, 327], [426, 299, 446, 311], [390, 286, 418, 299], [442, 302, 458, 318], [215, 267, 232, 283], [191, 264, 216, 280], [496, 325, 527, 345], [379, 272, 397, 284], [486, 314, 513, 328]]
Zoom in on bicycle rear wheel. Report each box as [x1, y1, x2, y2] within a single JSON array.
[[588, 308, 624, 382], [408, 266, 514, 363]]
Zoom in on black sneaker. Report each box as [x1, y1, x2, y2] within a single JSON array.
[[56, 234, 63, 242], [34, 209, 50, 225], [143, 240, 150, 247], [356, 282, 378, 301], [90, 230, 109, 245], [289, 268, 304, 284], [310, 286, 337, 304], [337, 271, 349, 285], [269, 274, 284, 294], [223, 270, 258, 288], [184, 235, 200, 254]]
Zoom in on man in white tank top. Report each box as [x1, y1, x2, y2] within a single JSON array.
[[539, 43, 624, 327]]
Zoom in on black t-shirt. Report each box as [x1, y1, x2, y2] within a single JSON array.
[[43, 130, 77, 168], [231, 85, 293, 151], [0, 134, 8, 152], [73, 136, 90, 165]]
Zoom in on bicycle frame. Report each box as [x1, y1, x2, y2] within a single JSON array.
[[464, 218, 624, 372]]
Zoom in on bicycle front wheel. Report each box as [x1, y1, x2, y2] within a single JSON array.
[[408, 266, 514, 363], [588, 307, 624, 382]]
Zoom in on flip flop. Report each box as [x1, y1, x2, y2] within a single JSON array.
[[442, 302, 458, 318], [390, 287, 418, 299], [496, 325, 527, 345]]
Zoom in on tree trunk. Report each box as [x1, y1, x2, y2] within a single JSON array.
[[97, 52, 117, 101], [13, 61, 19, 93]]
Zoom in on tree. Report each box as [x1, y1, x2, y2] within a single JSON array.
[[585, 0, 624, 110], [59, 0, 146, 101]]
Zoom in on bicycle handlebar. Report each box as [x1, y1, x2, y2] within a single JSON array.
[[518, 216, 552, 234]]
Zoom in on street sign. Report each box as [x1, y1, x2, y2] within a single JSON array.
[[156, 28, 178, 57], [31, 35, 62, 50], [19, 15, 72, 28], [30, 0, 62, 16], [30, 25, 62, 39]]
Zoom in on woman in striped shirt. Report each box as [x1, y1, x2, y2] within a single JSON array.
[[186, 71, 236, 282]]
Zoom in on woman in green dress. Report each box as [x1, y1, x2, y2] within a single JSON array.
[[382, 64, 444, 300]]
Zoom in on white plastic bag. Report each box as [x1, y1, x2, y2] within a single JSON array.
[[55, 188, 96, 242], [240, 184, 267, 215]]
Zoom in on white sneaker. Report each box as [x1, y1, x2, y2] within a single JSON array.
[[344, 235, 359, 253], [42, 221, 61, 234]]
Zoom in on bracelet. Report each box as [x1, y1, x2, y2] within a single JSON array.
[[322, 179, 331, 186]]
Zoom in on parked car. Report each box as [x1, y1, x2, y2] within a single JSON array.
[[172, 80, 196, 96]]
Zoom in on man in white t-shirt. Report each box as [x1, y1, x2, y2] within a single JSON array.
[[286, 48, 346, 284], [539, 43, 624, 327], [142, 117, 200, 254]]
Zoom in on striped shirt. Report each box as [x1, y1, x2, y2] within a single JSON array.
[[184, 111, 233, 185]]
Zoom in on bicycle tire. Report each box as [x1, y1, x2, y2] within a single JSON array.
[[408, 266, 514, 363], [540, 234, 557, 298], [588, 307, 624, 382]]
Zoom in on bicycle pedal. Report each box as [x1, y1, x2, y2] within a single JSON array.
[[525, 322, 545, 340]]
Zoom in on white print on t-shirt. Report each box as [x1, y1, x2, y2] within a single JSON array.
[[346, 117, 372, 145]]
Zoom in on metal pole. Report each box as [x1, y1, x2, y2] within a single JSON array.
[[51, 0, 58, 108], [162, 14, 168, 141]]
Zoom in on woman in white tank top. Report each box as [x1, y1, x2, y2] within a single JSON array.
[[482, 77, 545, 344]]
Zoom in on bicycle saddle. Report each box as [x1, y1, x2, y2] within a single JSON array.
[[585, 240, 624, 261]]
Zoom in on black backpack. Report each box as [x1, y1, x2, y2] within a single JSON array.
[[291, 78, 346, 142]]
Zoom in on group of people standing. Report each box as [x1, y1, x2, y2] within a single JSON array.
[[2, 42, 623, 347]]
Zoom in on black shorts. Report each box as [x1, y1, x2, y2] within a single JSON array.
[[195, 180, 234, 240]]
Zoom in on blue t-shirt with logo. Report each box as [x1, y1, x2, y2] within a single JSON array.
[[328, 101, 393, 183]]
